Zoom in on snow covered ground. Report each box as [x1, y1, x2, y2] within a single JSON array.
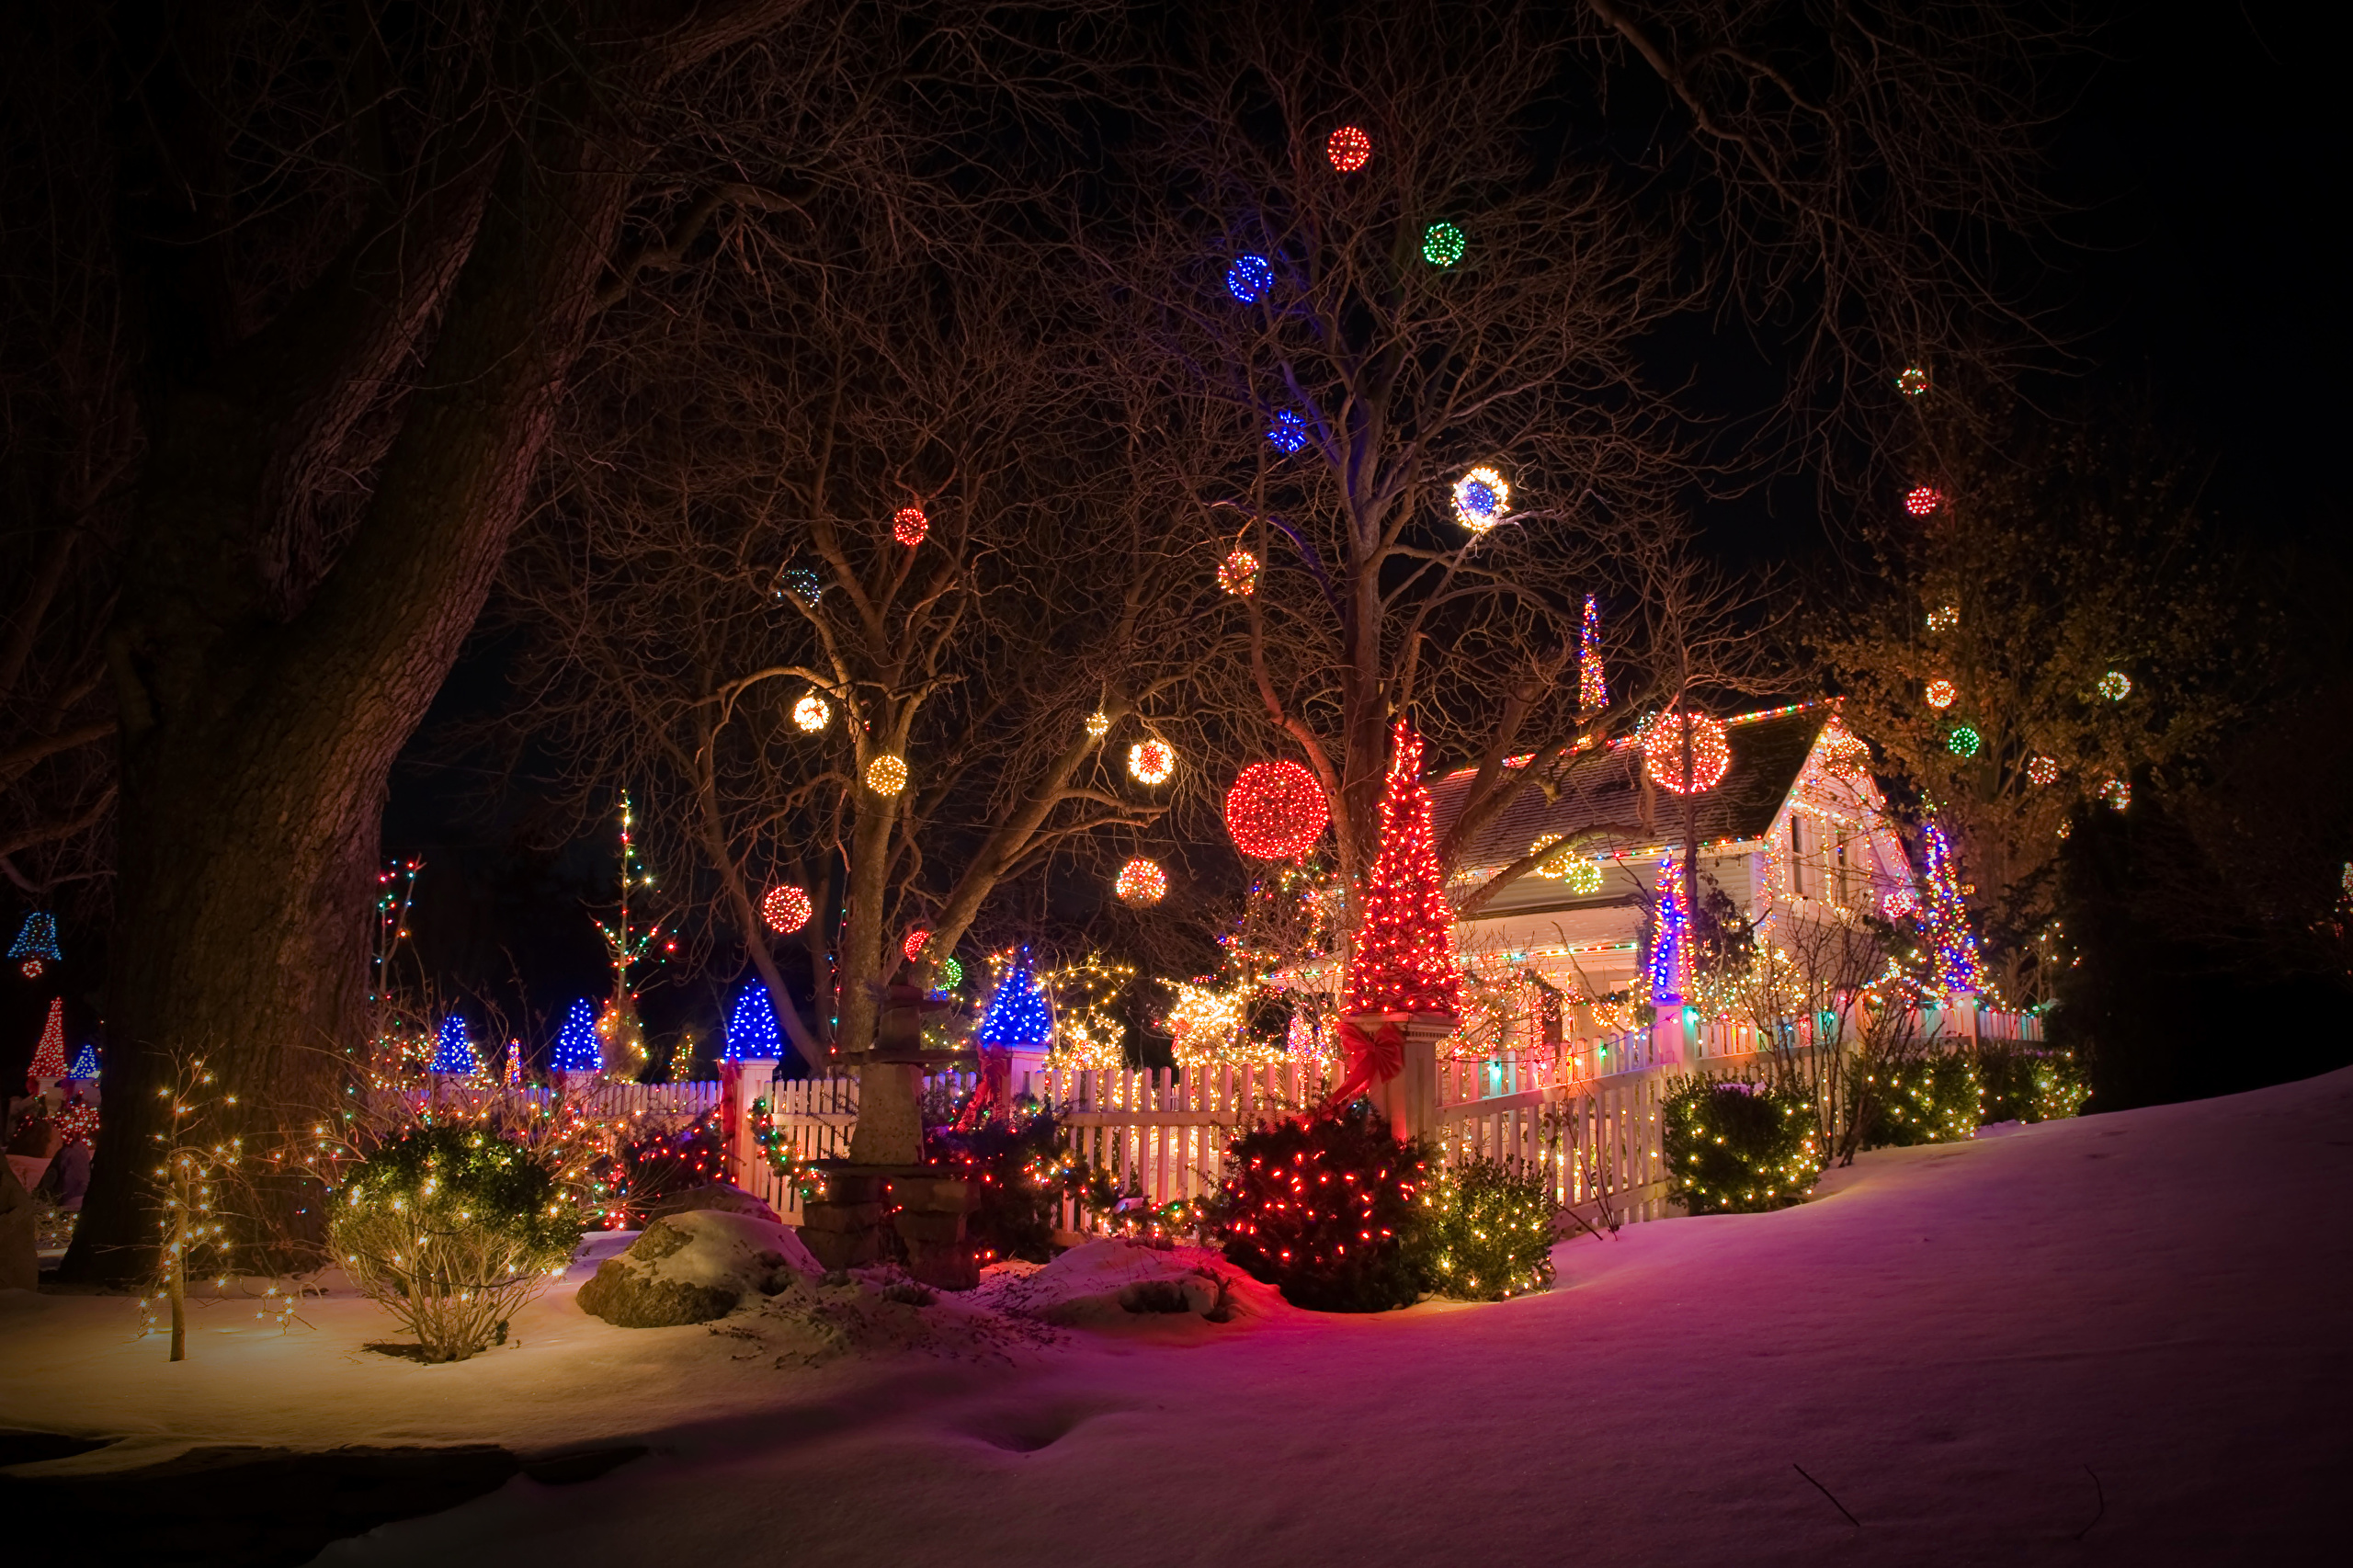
[[5, 1066, 2349, 1565]]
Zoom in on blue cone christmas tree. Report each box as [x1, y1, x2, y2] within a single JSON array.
[[65, 1041, 99, 1081], [551, 998, 601, 1074], [978, 949, 1052, 1051], [724, 982, 782, 1061], [430, 1014, 479, 1075]]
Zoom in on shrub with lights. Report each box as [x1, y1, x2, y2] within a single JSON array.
[[1975, 1045, 2089, 1125], [924, 1105, 1081, 1266], [1661, 1077, 1823, 1216], [328, 1124, 582, 1362], [1423, 1155, 1558, 1301], [1207, 1101, 1432, 1312], [1856, 1051, 1982, 1148]]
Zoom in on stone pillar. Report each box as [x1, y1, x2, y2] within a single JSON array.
[[1360, 1012, 1455, 1144], [847, 1060, 923, 1165]]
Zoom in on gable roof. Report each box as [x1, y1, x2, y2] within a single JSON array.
[[1433, 704, 1828, 874]]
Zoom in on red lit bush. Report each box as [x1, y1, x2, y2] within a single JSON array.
[[1207, 1101, 1431, 1312]]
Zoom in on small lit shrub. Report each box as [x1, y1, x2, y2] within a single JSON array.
[[926, 1107, 1079, 1265], [1857, 1052, 1982, 1148], [1978, 1046, 2090, 1124], [1424, 1156, 1558, 1300], [1208, 1101, 1431, 1312], [1662, 1077, 1822, 1215], [330, 1124, 581, 1362]]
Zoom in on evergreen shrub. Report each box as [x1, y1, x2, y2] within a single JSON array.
[[1858, 1052, 1982, 1148], [1424, 1156, 1558, 1300], [1207, 1101, 1431, 1312], [1662, 1077, 1823, 1215], [330, 1124, 581, 1362], [1977, 1046, 2091, 1123], [926, 1108, 1076, 1265]]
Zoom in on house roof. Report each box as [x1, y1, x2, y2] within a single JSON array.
[[1434, 704, 1827, 873]]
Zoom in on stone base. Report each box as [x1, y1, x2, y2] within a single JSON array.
[[795, 1165, 980, 1290]]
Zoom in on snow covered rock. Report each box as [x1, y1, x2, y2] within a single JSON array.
[[640, 1183, 779, 1225], [576, 1210, 820, 1328], [972, 1240, 1259, 1329]]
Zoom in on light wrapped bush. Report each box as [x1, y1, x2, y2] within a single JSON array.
[[1662, 1077, 1823, 1215], [330, 1124, 581, 1362], [1424, 1156, 1558, 1300]]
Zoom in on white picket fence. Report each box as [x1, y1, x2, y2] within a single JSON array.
[[725, 1004, 2044, 1236]]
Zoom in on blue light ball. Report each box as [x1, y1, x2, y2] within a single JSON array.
[[1226, 255, 1273, 304], [779, 566, 821, 604], [1267, 409, 1309, 453], [1461, 480, 1498, 517]]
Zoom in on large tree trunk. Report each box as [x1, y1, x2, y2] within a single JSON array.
[[65, 1, 800, 1284]]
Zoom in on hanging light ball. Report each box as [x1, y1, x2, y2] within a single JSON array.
[[866, 754, 909, 794], [792, 691, 831, 732], [1641, 710, 1732, 794], [1925, 678, 1957, 710], [1219, 548, 1260, 597], [1822, 726, 1873, 779], [1883, 888, 1918, 920], [762, 884, 813, 935], [1115, 858, 1168, 907], [1451, 465, 1511, 530], [1085, 710, 1111, 740], [1128, 738, 1176, 785], [1898, 366, 1931, 397], [2098, 670, 2132, 700], [936, 956, 964, 990], [2027, 754, 2060, 786], [1225, 760, 1330, 859], [1226, 255, 1273, 304], [1421, 222, 1466, 267], [2102, 777, 2131, 811], [779, 566, 821, 604], [1266, 408, 1310, 453], [1563, 858, 1605, 896], [904, 927, 932, 962], [1927, 603, 1960, 631], [1326, 124, 1372, 173], [1905, 486, 1944, 517], [1948, 725, 1983, 757], [892, 506, 929, 546]]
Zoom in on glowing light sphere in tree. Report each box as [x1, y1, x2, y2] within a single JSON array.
[[779, 567, 821, 604], [1266, 409, 1309, 453], [1927, 603, 1960, 631], [1085, 710, 1110, 740], [1450, 465, 1510, 531], [2098, 670, 2132, 700], [1898, 366, 1931, 397], [2102, 777, 2131, 811], [1564, 858, 1605, 896], [904, 927, 932, 963], [1532, 840, 1605, 894], [1325, 124, 1372, 172], [1926, 678, 1957, 710], [1948, 725, 1983, 757], [1905, 486, 1944, 517], [1641, 710, 1732, 794], [2027, 755, 2059, 786], [866, 754, 909, 795], [1115, 858, 1168, 906], [1421, 222, 1466, 267], [792, 691, 830, 732], [1225, 760, 1330, 859], [1128, 739, 1176, 785], [1883, 888, 1918, 919], [1218, 548, 1260, 597], [892, 506, 928, 546], [936, 956, 964, 990], [1822, 725, 1873, 779], [762, 884, 813, 935], [1225, 255, 1273, 304]]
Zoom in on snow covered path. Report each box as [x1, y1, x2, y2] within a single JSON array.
[[10, 1067, 2352, 1564]]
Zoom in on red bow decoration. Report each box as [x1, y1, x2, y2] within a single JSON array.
[[1320, 1017, 1404, 1113], [954, 1046, 1015, 1132]]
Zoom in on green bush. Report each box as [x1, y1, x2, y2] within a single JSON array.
[[1207, 1102, 1432, 1312], [330, 1124, 581, 1362], [926, 1107, 1077, 1265], [1662, 1078, 1823, 1215], [1857, 1052, 1982, 1148], [1978, 1047, 2090, 1123], [1424, 1156, 1558, 1300]]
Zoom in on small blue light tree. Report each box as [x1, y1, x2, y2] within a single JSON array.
[[724, 982, 783, 1061], [550, 998, 601, 1074], [430, 1015, 479, 1076], [978, 949, 1052, 1051]]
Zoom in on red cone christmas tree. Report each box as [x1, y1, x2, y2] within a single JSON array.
[[1345, 721, 1461, 1017], [29, 995, 68, 1078]]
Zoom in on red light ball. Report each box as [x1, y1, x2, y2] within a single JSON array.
[[1905, 486, 1943, 517], [903, 926, 932, 962], [1326, 125, 1372, 173], [892, 506, 929, 545], [1225, 760, 1331, 859], [761, 884, 812, 935]]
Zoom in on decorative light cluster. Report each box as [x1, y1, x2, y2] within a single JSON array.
[[866, 754, 909, 795], [1927, 602, 1960, 631], [1905, 486, 1943, 517], [1219, 548, 1260, 597], [551, 998, 602, 1074], [1647, 858, 1688, 1002], [723, 982, 782, 1061], [779, 567, 821, 604], [430, 1015, 479, 1076], [2098, 670, 2132, 700], [1115, 857, 1168, 906], [65, 1041, 99, 1081], [1925, 678, 1957, 710], [2102, 777, 2131, 811], [9, 910, 61, 978], [1128, 738, 1176, 784], [1531, 839, 1602, 894], [1882, 888, 1918, 919], [1917, 819, 1985, 995], [1085, 710, 1110, 740], [1345, 721, 1461, 1017], [2027, 755, 2059, 786], [1641, 710, 1731, 795], [792, 691, 830, 732], [1224, 759, 1329, 859], [892, 506, 928, 546], [903, 927, 932, 962], [1948, 725, 1982, 757], [1579, 594, 1607, 711], [1226, 255, 1273, 304], [936, 956, 964, 990], [1209, 1104, 1427, 1311], [1821, 723, 1873, 779], [1326, 124, 1372, 173], [1451, 465, 1510, 530], [762, 883, 812, 935], [979, 948, 1052, 1051], [28, 995, 67, 1078], [1267, 409, 1309, 453], [1422, 222, 1466, 267], [1898, 366, 1931, 396]]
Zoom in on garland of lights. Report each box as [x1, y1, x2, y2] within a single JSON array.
[[1226, 255, 1273, 304], [1224, 759, 1330, 859], [1578, 594, 1607, 712], [9, 910, 61, 978], [1421, 222, 1465, 267], [892, 506, 928, 546], [1128, 738, 1176, 785], [792, 691, 830, 732], [1115, 857, 1168, 906], [866, 754, 909, 795], [28, 995, 67, 1077], [1641, 710, 1731, 794], [1219, 548, 1260, 597], [762, 884, 812, 935], [1450, 465, 1509, 530], [1325, 124, 1371, 172], [1346, 720, 1461, 1017]]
